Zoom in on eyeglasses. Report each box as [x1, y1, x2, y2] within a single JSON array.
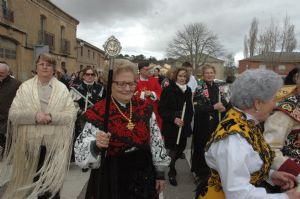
[[37, 62, 53, 67], [85, 73, 95, 76], [113, 81, 137, 88]]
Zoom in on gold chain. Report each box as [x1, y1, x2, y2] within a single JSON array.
[[111, 96, 135, 130]]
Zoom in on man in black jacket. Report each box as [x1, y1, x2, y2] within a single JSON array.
[[0, 61, 21, 159]]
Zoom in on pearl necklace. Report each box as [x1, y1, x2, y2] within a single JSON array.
[[111, 96, 135, 131]]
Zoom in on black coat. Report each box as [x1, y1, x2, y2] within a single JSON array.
[[193, 81, 231, 140], [191, 80, 231, 175], [158, 82, 193, 139]]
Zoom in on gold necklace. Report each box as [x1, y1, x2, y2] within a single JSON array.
[[111, 96, 135, 131]]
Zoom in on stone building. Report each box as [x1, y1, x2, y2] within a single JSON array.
[[0, 0, 79, 81], [76, 38, 106, 72], [171, 55, 225, 80]]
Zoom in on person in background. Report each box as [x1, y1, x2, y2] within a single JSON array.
[[74, 60, 170, 199], [68, 73, 77, 88], [191, 64, 231, 182], [197, 69, 300, 199], [159, 67, 194, 186], [153, 67, 164, 86], [264, 68, 300, 184], [136, 62, 162, 129], [161, 67, 175, 89], [70, 67, 105, 113], [182, 62, 198, 94], [284, 67, 299, 85], [275, 68, 299, 102], [97, 68, 105, 85], [0, 61, 21, 160], [0, 53, 76, 199], [60, 67, 71, 88], [70, 66, 105, 163]]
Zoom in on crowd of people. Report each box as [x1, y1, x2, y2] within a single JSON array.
[[0, 52, 300, 199]]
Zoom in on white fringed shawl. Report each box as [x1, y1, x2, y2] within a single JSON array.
[[0, 76, 76, 199]]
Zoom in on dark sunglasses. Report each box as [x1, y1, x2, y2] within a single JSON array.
[[85, 73, 95, 76]]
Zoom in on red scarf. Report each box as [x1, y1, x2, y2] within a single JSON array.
[[85, 96, 153, 156]]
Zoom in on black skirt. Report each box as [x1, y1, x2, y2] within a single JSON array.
[[85, 148, 158, 199]]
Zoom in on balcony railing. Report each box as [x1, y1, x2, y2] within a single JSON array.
[[38, 30, 55, 51], [2, 6, 14, 22], [60, 39, 70, 55]]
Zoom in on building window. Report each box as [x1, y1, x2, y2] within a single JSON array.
[[39, 15, 46, 44], [40, 15, 46, 33], [0, 37, 17, 60], [80, 46, 83, 56], [259, 64, 266, 69], [80, 65, 83, 70], [0, 48, 16, 59], [278, 65, 286, 71], [93, 52, 95, 59], [60, 26, 65, 41], [88, 50, 90, 58]]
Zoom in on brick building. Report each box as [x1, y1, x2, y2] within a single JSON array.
[[238, 52, 300, 77]]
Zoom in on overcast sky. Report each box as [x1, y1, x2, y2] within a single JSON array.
[[51, 0, 300, 62]]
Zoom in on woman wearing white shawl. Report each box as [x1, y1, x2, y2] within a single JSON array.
[[0, 53, 76, 199]]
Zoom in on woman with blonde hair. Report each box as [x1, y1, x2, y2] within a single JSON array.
[[191, 64, 231, 181]]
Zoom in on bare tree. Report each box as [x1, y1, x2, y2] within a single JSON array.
[[245, 15, 297, 56], [166, 23, 223, 69], [248, 18, 258, 57], [280, 16, 297, 52], [224, 54, 236, 78], [257, 18, 280, 54], [243, 35, 249, 58]]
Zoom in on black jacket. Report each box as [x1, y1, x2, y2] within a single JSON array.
[[158, 82, 193, 138], [193, 81, 231, 142]]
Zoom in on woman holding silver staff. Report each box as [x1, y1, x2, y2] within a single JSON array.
[[158, 67, 194, 186], [74, 60, 170, 199]]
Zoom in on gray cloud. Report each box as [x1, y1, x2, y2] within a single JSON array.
[[52, 0, 300, 60]]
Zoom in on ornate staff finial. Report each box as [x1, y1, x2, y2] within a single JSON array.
[[103, 36, 122, 57]]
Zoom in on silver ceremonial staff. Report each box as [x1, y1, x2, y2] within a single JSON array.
[[102, 36, 122, 134], [95, 36, 122, 198]]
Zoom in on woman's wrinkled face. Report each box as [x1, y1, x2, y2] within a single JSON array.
[[112, 71, 136, 104], [255, 95, 277, 122], [203, 68, 215, 82], [36, 59, 54, 79], [176, 70, 187, 85]]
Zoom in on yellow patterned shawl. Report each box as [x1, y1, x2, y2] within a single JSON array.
[[0, 76, 76, 199], [200, 108, 274, 198]]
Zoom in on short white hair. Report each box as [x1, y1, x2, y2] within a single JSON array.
[[0, 62, 9, 71], [230, 69, 283, 109]]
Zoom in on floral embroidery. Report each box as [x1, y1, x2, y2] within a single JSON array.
[[202, 108, 274, 194]]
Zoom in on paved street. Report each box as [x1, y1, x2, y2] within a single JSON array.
[[61, 138, 196, 199], [0, 140, 196, 199]]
